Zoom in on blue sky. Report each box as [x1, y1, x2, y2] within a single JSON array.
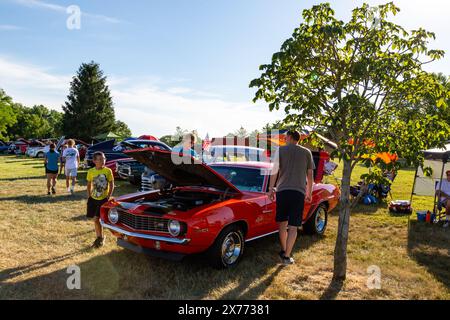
[[1, 0, 449, 137]]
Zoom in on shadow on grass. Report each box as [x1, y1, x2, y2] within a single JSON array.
[[4, 158, 37, 163], [352, 204, 382, 215], [0, 172, 87, 182], [407, 220, 450, 289], [0, 249, 90, 283], [0, 190, 88, 203], [320, 279, 344, 300], [69, 215, 89, 222], [0, 176, 45, 181], [21, 162, 45, 166], [0, 233, 322, 299]]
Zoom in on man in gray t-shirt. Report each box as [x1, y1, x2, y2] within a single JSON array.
[[268, 130, 315, 265]]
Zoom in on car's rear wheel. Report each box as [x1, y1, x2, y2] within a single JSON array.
[[303, 203, 328, 235], [208, 225, 245, 269], [37, 152, 44, 158]]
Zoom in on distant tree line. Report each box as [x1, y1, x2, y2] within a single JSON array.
[[0, 91, 63, 140]]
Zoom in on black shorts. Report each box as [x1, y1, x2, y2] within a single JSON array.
[[45, 168, 58, 174], [276, 190, 305, 227], [86, 197, 108, 218]]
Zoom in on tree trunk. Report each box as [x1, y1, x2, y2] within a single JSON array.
[[333, 158, 352, 281]]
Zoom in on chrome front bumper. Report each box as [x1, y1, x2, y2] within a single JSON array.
[[100, 219, 190, 244]]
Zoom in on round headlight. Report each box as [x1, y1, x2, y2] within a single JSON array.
[[108, 208, 119, 224], [168, 220, 181, 236]]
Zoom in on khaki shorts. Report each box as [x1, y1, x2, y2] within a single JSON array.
[[65, 167, 78, 177]]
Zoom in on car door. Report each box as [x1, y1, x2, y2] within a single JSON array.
[[259, 171, 278, 234], [262, 175, 315, 231]]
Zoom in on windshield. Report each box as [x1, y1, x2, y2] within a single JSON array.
[[115, 141, 169, 152], [210, 165, 265, 192], [205, 147, 268, 164]]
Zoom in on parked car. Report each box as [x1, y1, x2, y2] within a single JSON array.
[[105, 157, 144, 180], [83, 139, 115, 167], [100, 148, 340, 268], [26, 140, 48, 158], [140, 146, 330, 191], [105, 159, 123, 179], [9, 139, 31, 155], [26, 146, 46, 158], [0, 140, 10, 154], [26, 137, 67, 158], [140, 145, 268, 192], [84, 139, 170, 168], [117, 142, 171, 186], [117, 159, 146, 185]]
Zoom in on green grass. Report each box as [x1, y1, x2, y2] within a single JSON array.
[[0, 154, 448, 299]]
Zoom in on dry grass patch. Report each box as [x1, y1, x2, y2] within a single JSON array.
[[0, 155, 449, 299]]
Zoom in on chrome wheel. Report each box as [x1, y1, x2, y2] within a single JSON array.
[[315, 206, 327, 234], [221, 232, 242, 266]]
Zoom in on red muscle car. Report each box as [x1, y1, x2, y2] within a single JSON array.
[[100, 148, 340, 268]]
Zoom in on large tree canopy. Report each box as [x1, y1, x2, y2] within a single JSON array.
[[62, 61, 116, 141], [113, 120, 132, 138], [250, 2, 450, 280], [4, 103, 63, 139]]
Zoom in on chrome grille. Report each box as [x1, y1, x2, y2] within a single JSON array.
[[141, 177, 153, 192], [118, 164, 131, 176], [118, 209, 169, 233]]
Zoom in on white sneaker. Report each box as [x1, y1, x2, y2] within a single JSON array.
[[281, 256, 295, 265], [443, 222, 449, 228]]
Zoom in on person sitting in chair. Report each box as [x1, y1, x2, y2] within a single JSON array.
[[435, 169, 450, 228]]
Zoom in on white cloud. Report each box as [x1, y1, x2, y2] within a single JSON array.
[[111, 85, 280, 137], [11, 0, 123, 24], [0, 24, 24, 30], [0, 56, 70, 108], [0, 57, 283, 137]]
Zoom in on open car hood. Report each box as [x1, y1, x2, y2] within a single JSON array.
[[88, 139, 116, 151], [124, 148, 242, 194]]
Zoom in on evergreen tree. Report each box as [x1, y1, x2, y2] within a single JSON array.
[[62, 61, 115, 140]]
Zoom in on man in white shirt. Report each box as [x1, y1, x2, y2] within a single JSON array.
[[435, 170, 450, 228], [62, 139, 80, 195]]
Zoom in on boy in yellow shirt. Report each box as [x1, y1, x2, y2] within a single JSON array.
[[86, 151, 114, 248]]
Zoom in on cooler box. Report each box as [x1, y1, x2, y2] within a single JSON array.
[[389, 200, 412, 214]]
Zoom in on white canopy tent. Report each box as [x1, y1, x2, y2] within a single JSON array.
[[411, 142, 450, 211]]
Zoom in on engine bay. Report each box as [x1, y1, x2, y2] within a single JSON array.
[[134, 190, 223, 213]]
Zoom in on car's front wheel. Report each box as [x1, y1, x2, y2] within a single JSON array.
[[208, 225, 245, 269], [303, 203, 328, 235], [37, 152, 44, 158]]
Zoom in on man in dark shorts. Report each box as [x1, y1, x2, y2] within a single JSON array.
[[44, 143, 59, 195], [86, 151, 114, 248], [268, 130, 315, 265]]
